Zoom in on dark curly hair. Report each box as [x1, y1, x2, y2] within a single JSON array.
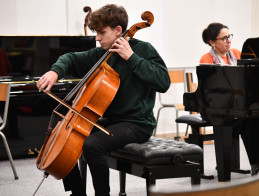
[[88, 4, 128, 33], [202, 23, 228, 46]]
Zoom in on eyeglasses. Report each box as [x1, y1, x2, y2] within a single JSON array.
[[216, 34, 233, 43]]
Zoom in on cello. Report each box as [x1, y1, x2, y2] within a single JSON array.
[[35, 11, 154, 183], [83, 6, 92, 36]]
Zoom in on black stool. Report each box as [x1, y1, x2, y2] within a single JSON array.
[[176, 113, 251, 180], [176, 114, 214, 179], [79, 136, 203, 196]]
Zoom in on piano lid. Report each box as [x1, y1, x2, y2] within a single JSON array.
[[184, 65, 259, 124], [238, 37, 259, 67], [240, 37, 259, 59]]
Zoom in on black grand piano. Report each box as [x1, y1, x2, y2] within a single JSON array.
[[184, 37, 259, 181], [0, 35, 96, 160]]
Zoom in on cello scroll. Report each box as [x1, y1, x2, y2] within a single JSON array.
[[125, 11, 154, 39], [83, 6, 92, 36]]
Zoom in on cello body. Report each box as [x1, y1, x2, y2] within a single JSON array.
[[36, 65, 119, 179]]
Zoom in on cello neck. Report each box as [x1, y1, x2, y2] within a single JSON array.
[[64, 30, 130, 102]]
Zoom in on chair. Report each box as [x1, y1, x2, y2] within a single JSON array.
[[154, 69, 186, 140], [149, 174, 259, 196], [0, 83, 18, 179], [184, 72, 210, 136], [176, 72, 207, 138], [182, 72, 199, 136], [175, 72, 214, 179]]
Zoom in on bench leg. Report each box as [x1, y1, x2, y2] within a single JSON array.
[[191, 176, 201, 185], [188, 132, 204, 173], [146, 176, 155, 196], [189, 126, 214, 180], [119, 171, 126, 196], [191, 167, 201, 185]]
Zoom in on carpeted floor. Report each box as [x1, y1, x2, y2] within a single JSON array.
[[0, 137, 252, 196]]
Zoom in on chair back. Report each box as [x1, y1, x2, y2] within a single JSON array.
[[150, 175, 259, 196], [0, 83, 11, 131], [158, 69, 186, 105], [185, 72, 198, 115], [0, 83, 9, 101], [169, 70, 185, 84], [186, 72, 197, 93]]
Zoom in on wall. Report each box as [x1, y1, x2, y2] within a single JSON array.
[[252, 0, 259, 37], [0, 0, 259, 134], [1, 0, 258, 66]]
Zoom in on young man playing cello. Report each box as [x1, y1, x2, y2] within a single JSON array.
[[37, 4, 170, 196]]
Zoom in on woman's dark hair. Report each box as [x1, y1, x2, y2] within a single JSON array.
[[88, 4, 128, 32], [202, 23, 228, 45]]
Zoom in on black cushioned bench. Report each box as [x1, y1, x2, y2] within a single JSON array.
[[79, 136, 203, 196]]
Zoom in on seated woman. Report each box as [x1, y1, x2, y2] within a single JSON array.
[[200, 22, 240, 65], [199, 22, 259, 175]]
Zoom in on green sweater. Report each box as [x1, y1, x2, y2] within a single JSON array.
[[51, 38, 170, 136]]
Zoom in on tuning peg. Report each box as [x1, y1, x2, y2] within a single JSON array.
[[28, 148, 34, 155], [34, 148, 40, 153]]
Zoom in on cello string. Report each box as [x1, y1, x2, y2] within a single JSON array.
[[48, 48, 113, 131], [44, 90, 113, 136], [49, 29, 135, 130], [44, 54, 109, 130], [48, 29, 130, 115], [63, 29, 130, 103], [63, 49, 111, 102]]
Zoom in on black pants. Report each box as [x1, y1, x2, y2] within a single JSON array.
[[63, 119, 150, 196]]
